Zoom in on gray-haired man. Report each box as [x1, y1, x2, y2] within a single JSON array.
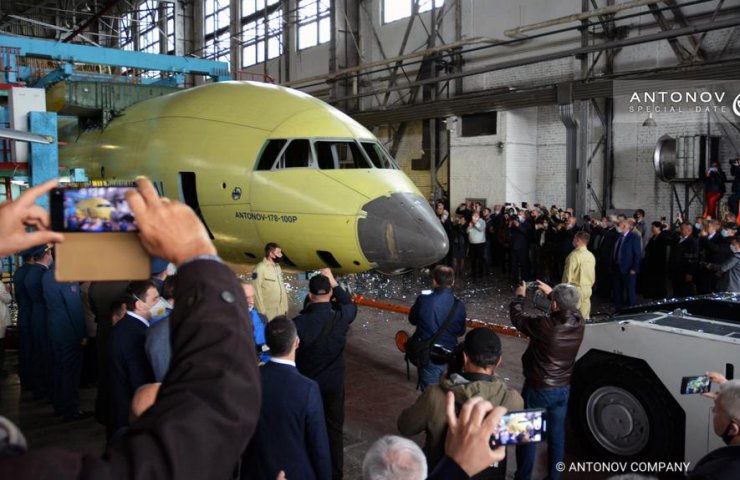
[[362, 436, 427, 480], [509, 281, 585, 480]]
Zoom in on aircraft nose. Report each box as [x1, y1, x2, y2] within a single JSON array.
[[358, 192, 449, 272]]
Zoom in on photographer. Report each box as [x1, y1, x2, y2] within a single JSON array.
[[688, 374, 740, 479], [397, 328, 523, 478], [509, 281, 585, 480], [467, 211, 486, 279], [509, 209, 531, 285], [407, 265, 467, 391], [730, 158, 740, 216]]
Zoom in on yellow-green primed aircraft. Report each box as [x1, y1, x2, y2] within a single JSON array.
[[58, 81, 448, 273]]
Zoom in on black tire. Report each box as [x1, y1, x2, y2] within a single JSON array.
[[569, 353, 684, 462]]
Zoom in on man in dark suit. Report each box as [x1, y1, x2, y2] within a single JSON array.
[[42, 261, 89, 420], [509, 211, 531, 285], [295, 268, 357, 480], [242, 316, 330, 480], [595, 217, 619, 298], [0, 177, 261, 480], [24, 244, 54, 400], [88, 279, 129, 433], [611, 219, 642, 310], [698, 219, 730, 293], [13, 250, 35, 393], [668, 222, 699, 297], [108, 280, 157, 435]]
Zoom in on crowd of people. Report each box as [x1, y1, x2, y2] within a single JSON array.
[[0, 178, 738, 480], [0, 178, 518, 480], [435, 197, 740, 315]]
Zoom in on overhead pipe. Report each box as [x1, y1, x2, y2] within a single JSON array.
[[327, 15, 740, 104], [287, 0, 716, 90], [62, 0, 124, 43], [505, 0, 663, 38]]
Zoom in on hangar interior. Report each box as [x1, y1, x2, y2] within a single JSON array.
[[0, 1, 739, 479]]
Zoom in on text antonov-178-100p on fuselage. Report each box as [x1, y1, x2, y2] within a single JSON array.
[[59, 81, 448, 273]]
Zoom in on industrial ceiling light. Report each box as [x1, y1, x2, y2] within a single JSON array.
[[642, 112, 657, 127]]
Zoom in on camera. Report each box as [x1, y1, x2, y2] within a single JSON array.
[[429, 343, 465, 375]]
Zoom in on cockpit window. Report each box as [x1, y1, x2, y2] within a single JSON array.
[[315, 141, 370, 169], [361, 142, 398, 169], [280, 139, 312, 168], [256, 139, 287, 170]]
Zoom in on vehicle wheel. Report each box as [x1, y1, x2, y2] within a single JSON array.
[[570, 356, 683, 461]]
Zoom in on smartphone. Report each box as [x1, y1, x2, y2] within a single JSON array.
[[490, 409, 546, 447], [50, 186, 150, 282], [680, 375, 711, 395], [50, 186, 138, 232]]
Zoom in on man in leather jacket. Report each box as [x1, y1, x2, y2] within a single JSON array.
[[509, 281, 585, 480]]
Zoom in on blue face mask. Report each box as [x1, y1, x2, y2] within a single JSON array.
[[695, 222, 702, 230], [722, 229, 729, 237]]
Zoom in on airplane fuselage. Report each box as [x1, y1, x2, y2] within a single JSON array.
[[59, 81, 448, 273]]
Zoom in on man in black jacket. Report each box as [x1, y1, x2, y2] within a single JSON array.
[[668, 223, 699, 297], [510, 281, 585, 480], [0, 177, 261, 480], [294, 268, 358, 480]]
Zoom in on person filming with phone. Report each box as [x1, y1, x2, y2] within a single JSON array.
[[687, 372, 740, 479], [0, 178, 261, 480], [509, 280, 585, 480], [397, 328, 523, 477]]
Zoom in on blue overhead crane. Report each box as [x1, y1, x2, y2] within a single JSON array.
[[0, 33, 231, 85]]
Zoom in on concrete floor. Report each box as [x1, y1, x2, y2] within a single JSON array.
[[0, 268, 621, 479]]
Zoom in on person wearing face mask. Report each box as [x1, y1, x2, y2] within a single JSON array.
[[698, 220, 727, 293], [667, 222, 700, 297], [688, 375, 740, 479], [41, 250, 90, 421], [252, 242, 289, 321], [24, 244, 55, 401], [108, 280, 158, 436], [611, 219, 642, 310], [144, 276, 176, 382], [705, 235, 740, 293], [641, 221, 669, 298], [562, 231, 596, 319], [703, 161, 728, 220], [509, 209, 532, 285]]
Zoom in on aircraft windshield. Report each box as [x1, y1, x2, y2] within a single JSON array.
[[255, 138, 400, 170], [314, 141, 371, 169], [361, 141, 399, 169]]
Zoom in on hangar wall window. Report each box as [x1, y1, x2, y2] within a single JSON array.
[[297, 0, 331, 50], [120, 1, 175, 54], [205, 0, 231, 63], [460, 112, 497, 137], [241, 0, 283, 67], [383, 0, 444, 24]]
